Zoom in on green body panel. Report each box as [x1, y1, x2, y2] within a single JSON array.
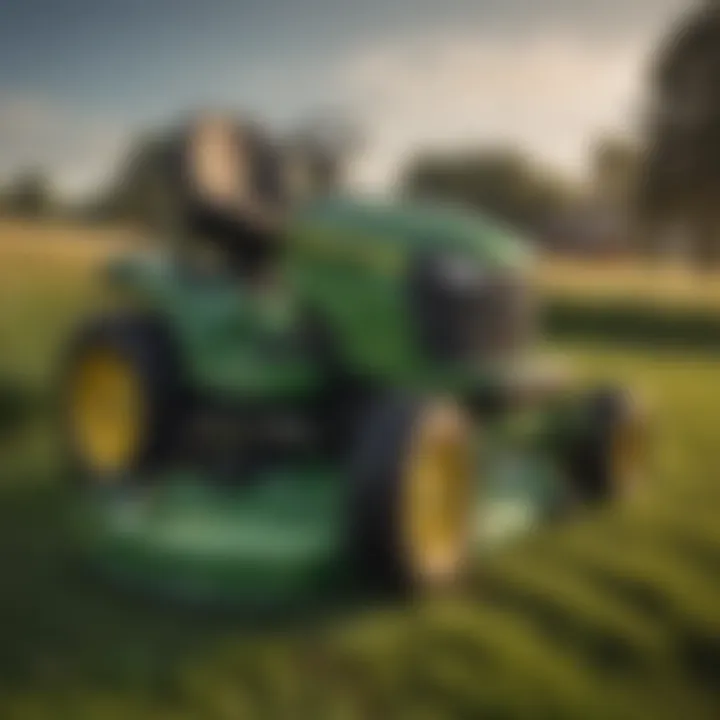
[[106, 255, 320, 398]]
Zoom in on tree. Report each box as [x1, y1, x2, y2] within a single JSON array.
[[97, 133, 177, 230], [591, 137, 640, 205], [2, 170, 53, 218], [403, 147, 575, 239], [586, 136, 641, 252], [641, 1, 720, 264], [285, 112, 362, 197]]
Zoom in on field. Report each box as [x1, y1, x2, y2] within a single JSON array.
[[538, 257, 720, 311], [2, 221, 720, 719]]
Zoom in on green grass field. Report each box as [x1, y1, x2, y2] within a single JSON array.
[[2, 223, 720, 719]]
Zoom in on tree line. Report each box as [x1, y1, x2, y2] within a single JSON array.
[[3, 2, 720, 263]]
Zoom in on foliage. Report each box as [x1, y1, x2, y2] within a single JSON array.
[[93, 134, 178, 231], [403, 147, 577, 240], [545, 298, 720, 349], [1, 170, 54, 218], [641, 2, 720, 263], [590, 137, 641, 219]]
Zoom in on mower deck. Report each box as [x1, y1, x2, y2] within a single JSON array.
[[75, 451, 567, 606], [76, 466, 352, 605]]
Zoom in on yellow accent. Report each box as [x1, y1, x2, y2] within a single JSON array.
[[402, 402, 474, 586], [70, 347, 145, 477]]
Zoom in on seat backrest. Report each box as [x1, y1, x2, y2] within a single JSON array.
[[183, 115, 285, 233], [166, 114, 287, 280]]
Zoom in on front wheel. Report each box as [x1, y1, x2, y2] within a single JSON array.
[[62, 314, 184, 484], [349, 395, 476, 594]]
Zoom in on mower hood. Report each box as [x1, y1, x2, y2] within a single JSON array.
[[288, 195, 534, 274]]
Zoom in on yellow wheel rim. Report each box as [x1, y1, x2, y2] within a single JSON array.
[[402, 402, 474, 586], [70, 347, 145, 477]]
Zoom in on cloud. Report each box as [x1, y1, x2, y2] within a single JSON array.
[[0, 95, 130, 199], [339, 25, 667, 188]]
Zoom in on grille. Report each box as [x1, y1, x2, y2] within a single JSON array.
[[409, 253, 534, 363]]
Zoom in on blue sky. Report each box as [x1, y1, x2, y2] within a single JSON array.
[[0, 0, 690, 196], [2, 0, 503, 121]]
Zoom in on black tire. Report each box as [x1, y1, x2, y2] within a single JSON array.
[[62, 313, 185, 483], [567, 387, 647, 504], [348, 394, 474, 594]]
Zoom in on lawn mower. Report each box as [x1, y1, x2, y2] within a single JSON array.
[[62, 114, 648, 605]]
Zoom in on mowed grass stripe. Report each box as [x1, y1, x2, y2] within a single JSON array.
[[330, 602, 607, 718], [540, 532, 720, 646], [479, 550, 673, 667]]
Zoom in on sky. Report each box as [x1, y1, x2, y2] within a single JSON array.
[[0, 0, 694, 197]]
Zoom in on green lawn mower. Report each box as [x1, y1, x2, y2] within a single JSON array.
[[62, 115, 648, 606]]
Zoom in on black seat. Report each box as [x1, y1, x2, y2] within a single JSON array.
[[175, 114, 286, 280]]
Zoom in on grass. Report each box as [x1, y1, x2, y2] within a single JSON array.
[[537, 257, 720, 312], [3, 220, 720, 718], [0, 220, 132, 386]]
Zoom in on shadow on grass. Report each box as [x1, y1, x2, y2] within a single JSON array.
[[0, 378, 40, 436]]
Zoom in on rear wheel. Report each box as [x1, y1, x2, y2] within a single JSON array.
[[64, 315, 183, 483], [568, 388, 649, 503], [350, 395, 475, 593]]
